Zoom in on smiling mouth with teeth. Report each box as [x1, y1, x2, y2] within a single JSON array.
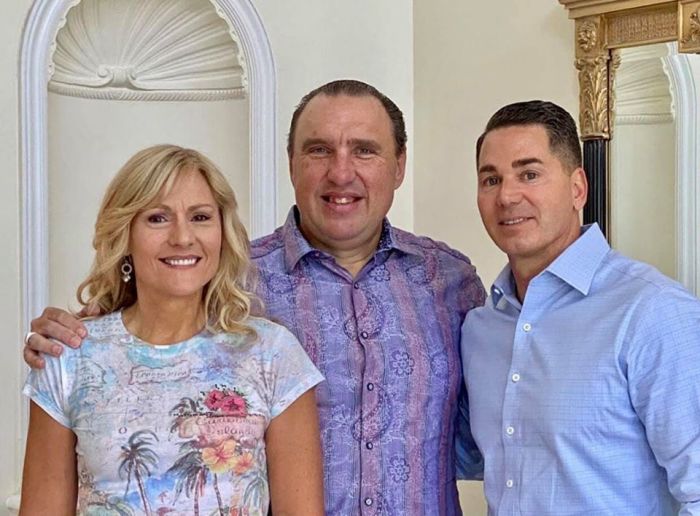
[[161, 257, 200, 266], [323, 195, 358, 205], [501, 217, 529, 226]]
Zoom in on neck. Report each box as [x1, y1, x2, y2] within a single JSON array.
[[122, 296, 206, 345], [509, 224, 582, 303], [510, 261, 541, 304], [332, 246, 378, 277], [299, 225, 382, 278]]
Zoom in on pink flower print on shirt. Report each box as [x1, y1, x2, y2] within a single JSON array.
[[202, 438, 238, 473], [203, 389, 226, 411], [232, 451, 254, 474], [219, 394, 247, 417], [203, 386, 249, 417]]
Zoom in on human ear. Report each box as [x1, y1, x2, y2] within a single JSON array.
[[571, 167, 588, 211]]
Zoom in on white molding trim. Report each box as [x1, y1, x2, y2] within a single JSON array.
[[47, 82, 247, 101], [208, 0, 277, 238], [13, 1, 276, 508], [664, 43, 698, 295]]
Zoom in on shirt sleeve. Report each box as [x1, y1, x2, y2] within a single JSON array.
[[22, 351, 73, 428], [453, 255, 486, 480], [265, 324, 325, 418], [626, 286, 700, 514], [455, 380, 484, 480]]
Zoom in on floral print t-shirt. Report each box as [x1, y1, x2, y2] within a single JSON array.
[[24, 311, 324, 516]]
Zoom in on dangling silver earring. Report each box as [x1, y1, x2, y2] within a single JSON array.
[[121, 257, 133, 283]]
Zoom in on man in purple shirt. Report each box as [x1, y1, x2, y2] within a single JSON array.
[[24, 80, 485, 514]]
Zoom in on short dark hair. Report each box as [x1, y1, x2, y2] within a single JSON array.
[[476, 100, 582, 171], [287, 79, 407, 157]]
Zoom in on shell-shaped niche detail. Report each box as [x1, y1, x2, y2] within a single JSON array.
[[614, 44, 674, 125], [49, 0, 247, 101]]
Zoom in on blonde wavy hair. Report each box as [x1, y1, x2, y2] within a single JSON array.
[[77, 144, 256, 335]]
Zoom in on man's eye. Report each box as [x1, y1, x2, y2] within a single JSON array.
[[357, 147, 375, 155], [482, 176, 499, 187], [523, 171, 538, 181], [309, 147, 330, 155]]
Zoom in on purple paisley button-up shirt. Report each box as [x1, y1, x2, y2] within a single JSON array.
[[251, 208, 485, 515]]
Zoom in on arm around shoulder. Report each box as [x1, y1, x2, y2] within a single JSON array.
[[24, 306, 88, 369]]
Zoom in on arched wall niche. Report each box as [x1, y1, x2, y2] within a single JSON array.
[[19, 0, 277, 329], [15, 2, 277, 493]]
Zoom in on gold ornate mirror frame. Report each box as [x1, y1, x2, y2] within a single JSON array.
[[559, 0, 700, 236]]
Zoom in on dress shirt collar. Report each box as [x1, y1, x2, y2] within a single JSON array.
[[490, 223, 610, 307], [280, 206, 421, 272]]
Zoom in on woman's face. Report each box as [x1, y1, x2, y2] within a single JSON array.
[[129, 168, 222, 305]]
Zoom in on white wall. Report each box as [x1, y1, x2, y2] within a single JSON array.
[[413, 1, 577, 510]]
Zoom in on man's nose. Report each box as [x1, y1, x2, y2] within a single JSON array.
[[327, 151, 355, 185], [497, 177, 523, 206]]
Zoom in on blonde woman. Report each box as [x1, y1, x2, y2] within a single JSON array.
[[20, 145, 324, 516]]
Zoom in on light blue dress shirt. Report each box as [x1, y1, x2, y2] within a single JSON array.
[[461, 224, 700, 515]]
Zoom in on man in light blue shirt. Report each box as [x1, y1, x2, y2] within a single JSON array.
[[462, 100, 700, 514]]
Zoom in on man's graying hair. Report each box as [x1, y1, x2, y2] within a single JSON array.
[[287, 79, 407, 157], [476, 100, 582, 172]]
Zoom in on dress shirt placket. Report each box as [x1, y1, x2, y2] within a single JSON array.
[[350, 274, 384, 514], [498, 299, 532, 516]]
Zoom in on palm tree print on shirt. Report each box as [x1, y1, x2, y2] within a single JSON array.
[[118, 429, 160, 516], [168, 385, 260, 515]]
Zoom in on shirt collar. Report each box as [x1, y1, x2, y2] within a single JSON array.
[[280, 206, 418, 272], [545, 223, 609, 295], [490, 223, 610, 306]]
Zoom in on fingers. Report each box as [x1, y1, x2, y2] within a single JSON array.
[[25, 331, 65, 357], [23, 345, 45, 369], [30, 307, 86, 348]]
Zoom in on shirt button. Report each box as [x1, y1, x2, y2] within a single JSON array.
[[506, 479, 514, 488], [353, 282, 360, 289], [360, 331, 369, 339], [366, 442, 373, 450], [511, 373, 521, 382], [506, 426, 515, 435], [364, 497, 373, 506], [367, 383, 374, 391], [523, 323, 532, 332]]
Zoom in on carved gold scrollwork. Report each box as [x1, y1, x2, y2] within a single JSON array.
[[575, 55, 611, 139], [608, 50, 622, 138], [575, 16, 611, 139], [680, 2, 700, 53]]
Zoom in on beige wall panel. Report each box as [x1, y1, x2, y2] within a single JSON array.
[[414, 0, 578, 290]]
